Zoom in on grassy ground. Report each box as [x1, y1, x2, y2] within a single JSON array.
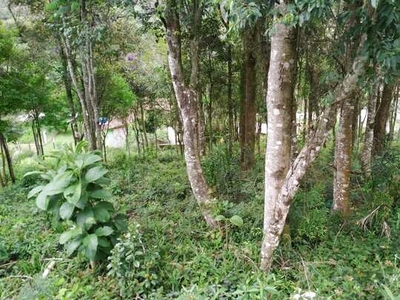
[[1, 145, 400, 299]]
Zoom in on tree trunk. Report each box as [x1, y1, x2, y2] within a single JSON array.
[[373, 83, 394, 155], [388, 85, 399, 143], [124, 120, 130, 156], [165, 0, 217, 228], [332, 96, 355, 216], [260, 8, 367, 269], [361, 83, 378, 178], [0, 133, 15, 184], [59, 38, 80, 145], [227, 44, 234, 153], [0, 143, 7, 185], [0, 170, 5, 187], [60, 33, 95, 150], [197, 92, 206, 155], [261, 10, 297, 271], [332, 0, 361, 216], [208, 81, 213, 151], [240, 25, 257, 170], [139, 101, 148, 149]]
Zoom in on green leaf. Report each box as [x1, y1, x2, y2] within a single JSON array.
[[95, 226, 114, 237], [95, 177, 111, 185], [229, 215, 243, 227], [215, 215, 226, 221], [83, 154, 102, 168], [114, 214, 127, 231], [60, 227, 82, 245], [93, 207, 110, 223], [23, 171, 43, 178], [82, 234, 98, 261], [95, 201, 114, 212], [75, 191, 88, 209], [85, 217, 97, 228], [36, 191, 49, 210], [98, 237, 111, 248], [85, 166, 108, 183], [64, 182, 82, 205], [75, 141, 88, 153], [90, 189, 112, 199], [59, 202, 75, 220], [76, 208, 95, 229], [44, 172, 73, 195], [66, 236, 82, 256], [28, 185, 44, 199]]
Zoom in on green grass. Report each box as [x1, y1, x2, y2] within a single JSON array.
[[0, 145, 399, 299]]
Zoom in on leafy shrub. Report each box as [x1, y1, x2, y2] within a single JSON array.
[[202, 144, 241, 198], [356, 147, 400, 234], [25, 141, 127, 264], [290, 184, 330, 244], [107, 222, 161, 298]]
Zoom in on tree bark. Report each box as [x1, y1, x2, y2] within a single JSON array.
[[0, 142, 7, 185], [0, 133, 15, 184], [59, 38, 80, 145], [240, 25, 257, 170], [261, 8, 297, 271], [332, 96, 354, 216], [373, 83, 394, 155], [361, 83, 378, 178], [332, 0, 361, 216], [260, 12, 367, 270], [164, 0, 217, 227], [389, 84, 399, 143]]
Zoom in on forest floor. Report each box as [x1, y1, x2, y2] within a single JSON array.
[[1, 146, 400, 299]]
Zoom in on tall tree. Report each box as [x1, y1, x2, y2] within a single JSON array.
[[260, 0, 378, 271], [332, 1, 363, 216], [164, 0, 217, 227]]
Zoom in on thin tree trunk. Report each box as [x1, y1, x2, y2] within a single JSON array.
[[32, 121, 40, 156], [332, 0, 361, 216], [0, 170, 5, 187], [0, 143, 7, 185], [60, 32, 94, 149], [0, 133, 15, 184], [351, 93, 360, 149], [37, 119, 44, 156], [165, 0, 217, 227], [208, 82, 213, 151], [388, 84, 399, 143], [361, 83, 378, 177], [124, 120, 130, 156], [139, 101, 148, 149], [59, 38, 80, 145], [227, 44, 234, 153], [132, 112, 141, 156], [240, 25, 257, 170], [373, 83, 394, 155]]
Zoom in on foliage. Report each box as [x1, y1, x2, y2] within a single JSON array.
[[202, 144, 241, 198], [290, 184, 330, 245], [355, 146, 400, 234], [107, 222, 161, 298], [25, 141, 127, 263]]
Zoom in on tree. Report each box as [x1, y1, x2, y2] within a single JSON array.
[[260, 0, 381, 271], [163, 0, 217, 227]]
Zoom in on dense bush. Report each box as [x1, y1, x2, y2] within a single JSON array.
[[25, 142, 127, 264]]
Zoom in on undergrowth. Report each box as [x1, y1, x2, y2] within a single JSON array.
[[0, 145, 399, 299]]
